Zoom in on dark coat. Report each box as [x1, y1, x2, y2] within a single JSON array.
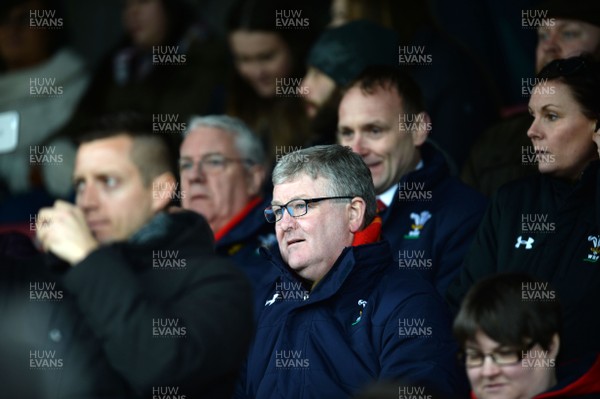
[[235, 240, 468, 399], [381, 142, 487, 297], [0, 211, 253, 398], [448, 162, 600, 360]]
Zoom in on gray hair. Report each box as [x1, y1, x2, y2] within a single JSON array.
[[184, 115, 266, 166], [272, 145, 377, 228]]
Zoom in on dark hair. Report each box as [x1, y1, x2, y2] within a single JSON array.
[[536, 54, 600, 125], [344, 65, 426, 117], [78, 112, 178, 186], [453, 273, 562, 352]]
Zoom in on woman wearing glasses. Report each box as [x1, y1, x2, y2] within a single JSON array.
[[448, 55, 600, 362], [454, 273, 600, 399]]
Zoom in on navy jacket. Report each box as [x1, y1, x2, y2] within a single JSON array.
[[215, 196, 278, 289], [381, 142, 487, 297], [235, 240, 467, 399]]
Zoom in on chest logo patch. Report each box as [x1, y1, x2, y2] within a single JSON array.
[[515, 236, 535, 249], [404, 211, 432, 239], [352, 299, 368, 326], [583, 235, 600, 263]]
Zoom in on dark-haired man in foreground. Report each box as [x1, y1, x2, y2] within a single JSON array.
[[0, 114, 253, 398]]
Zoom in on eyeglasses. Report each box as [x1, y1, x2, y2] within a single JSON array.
[[178, 153, 253, 174], [264, 196, 354, 223], [462, 342, 536, 368]]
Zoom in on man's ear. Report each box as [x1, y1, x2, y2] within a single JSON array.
[[549, 333, 560, 359], [411, 111, 431, 147], [348, 197, 366, 233], [150, 172, 177, 212], [245, 164, 267, 197]]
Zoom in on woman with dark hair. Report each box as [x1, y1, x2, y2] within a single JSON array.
[[226, 0, 325, 166], [455, 273, 600, 398], [449, 55, 600, 362]]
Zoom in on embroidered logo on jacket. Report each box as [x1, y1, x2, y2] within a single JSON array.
[[404, 211, 432, 239], [265, 293, 280, 306], [583, 235, 600, 263], [352, 299, 368, 326], [515, 236, 534, 249]]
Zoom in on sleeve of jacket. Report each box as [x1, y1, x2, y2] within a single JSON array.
[[61, 245, 254, 396], [379, 291, 468, 397], [445, 193, 501, 314]]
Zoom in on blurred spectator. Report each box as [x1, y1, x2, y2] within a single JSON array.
[[454, 273, 600, 398], [180, 115, 276, 286], [301, 19, 398, 145], [60, 0, 226, 145], [329, 0, 500, 172], [462, 0, 600, 197], [235, 145, 467, 398], [448, 55, 600, 361], [337, 65, 487, 297], [226, 0, 325, 165], [0, 0, 90, 220], [0, 113, 253, 398]]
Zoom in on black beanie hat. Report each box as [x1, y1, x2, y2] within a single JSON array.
[[307, 20, 399, 87]]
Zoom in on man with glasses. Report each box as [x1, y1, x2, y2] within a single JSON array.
[[180, 115, 276, 286], [234, 145, 467, 399]]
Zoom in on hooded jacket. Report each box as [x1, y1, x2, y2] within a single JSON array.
[[0, 211, 253, 398], [235, 238, 467, 399]]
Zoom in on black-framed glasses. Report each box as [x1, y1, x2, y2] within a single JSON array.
[[178, 153, 253, 174], [461, 342, 536, 368], [264, 196, 354, 223]]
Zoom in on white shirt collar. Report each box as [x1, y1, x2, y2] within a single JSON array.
[[376, 160, 424, 207]]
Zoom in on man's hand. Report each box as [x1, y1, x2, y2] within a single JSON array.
[[36, 200, 99, 266]]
